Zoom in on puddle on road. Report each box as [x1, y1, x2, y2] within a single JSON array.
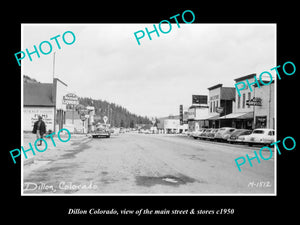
[[135, 174, 197, 187]]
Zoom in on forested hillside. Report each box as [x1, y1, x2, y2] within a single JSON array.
[[79, 97, 151, 128]]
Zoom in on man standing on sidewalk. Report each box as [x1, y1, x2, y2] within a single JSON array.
[[32, 115, 46, 146]]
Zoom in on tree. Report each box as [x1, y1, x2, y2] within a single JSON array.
[[120, 119, 125, 128], [130, 120, 134, 128]]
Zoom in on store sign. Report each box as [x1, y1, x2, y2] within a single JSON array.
[[23, 107, 54, 131], [216, 107, 223, 113], [246, 97, 262, 106], [179, 105, 183, 125], [62, 93, 79, 105], [192, 95, 207, 104]]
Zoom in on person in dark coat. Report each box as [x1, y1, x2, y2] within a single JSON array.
[[32, 115, 47, 146]]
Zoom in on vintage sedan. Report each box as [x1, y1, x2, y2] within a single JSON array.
[[238, 128, 275, 146], [206, 129, 219, 140], [91, 127, 111, 138], [227, 129, 252, 144], [199, 129, 212, 140], [214, 127, 236, 142]]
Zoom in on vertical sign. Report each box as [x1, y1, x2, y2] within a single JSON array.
[[179, 105, 183, 125]]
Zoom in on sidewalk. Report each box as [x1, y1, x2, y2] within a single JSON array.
[[22, 132, 91, 172]]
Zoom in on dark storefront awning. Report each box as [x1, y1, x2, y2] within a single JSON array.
[[219, 111, 253, 119]]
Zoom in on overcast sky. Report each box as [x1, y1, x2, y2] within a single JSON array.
[[22, 23, 276, 118]]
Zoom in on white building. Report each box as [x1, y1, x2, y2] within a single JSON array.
[[23, 78, 68, 133]]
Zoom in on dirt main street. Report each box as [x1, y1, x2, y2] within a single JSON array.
[[23, 133, 275, 195]]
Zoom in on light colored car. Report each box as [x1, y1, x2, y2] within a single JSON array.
[[199, 129, 212, 139], [195, 129, 207, 139], [191, 129, 204, 139], [238, 128, 275, 146], [214, 127, 236, 142]]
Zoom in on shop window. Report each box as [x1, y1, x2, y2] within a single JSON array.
[[255, 116, 267, 128]]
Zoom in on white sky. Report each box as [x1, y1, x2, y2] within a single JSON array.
[[22, 23, 276, 118]]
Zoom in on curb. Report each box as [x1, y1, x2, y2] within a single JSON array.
[[24, 158, 34, 166]]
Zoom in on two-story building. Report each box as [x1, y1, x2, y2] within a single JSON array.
[[187, 104, 209, 131], [207, 84, 235, 128], [218, 74, 256, 129], [219, 73, 275, 129]]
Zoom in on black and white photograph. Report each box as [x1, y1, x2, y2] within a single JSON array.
[[21, 23, 276, 195], [3, 2, 299, 221]]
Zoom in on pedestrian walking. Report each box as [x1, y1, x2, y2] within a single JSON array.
[[32, 115, 46, 146]]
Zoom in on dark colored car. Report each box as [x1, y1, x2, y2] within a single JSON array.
[[91, 128, 111, 138], [227, 129, 252, 144], [206, 129, 219, 140]]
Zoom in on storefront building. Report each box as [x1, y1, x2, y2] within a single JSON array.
[[218, 74, 256, 129], [187, 104, 209, 131], [207, 84, 235, 128], [23, 78, 68, 133], [253, 81, 275, 129], [219, 73, 275, 130]]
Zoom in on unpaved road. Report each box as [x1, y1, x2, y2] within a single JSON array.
[[23, 133, 275, 194]]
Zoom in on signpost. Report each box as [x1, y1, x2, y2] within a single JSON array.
[[103, 116, 108, 124]]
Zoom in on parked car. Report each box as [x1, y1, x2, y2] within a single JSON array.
[[191, 129, 203, 139], [195, 129, 207, 139], [227, 129, 252, 144], [199, 129, 212, 139], [238, 128, 275, 146], [91, 127, 110, 138], [214, 127, 236, 142], [206, 129, 219, 140]]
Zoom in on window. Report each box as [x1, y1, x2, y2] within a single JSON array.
[[213, 101, 215, 112], [238, 95, 241, 109], [248, 92, 251, 108], [253, 130, 264, 134], [210, 102, 212, 113], [268, 131, 275, 136], [242, 93, 245, 108]]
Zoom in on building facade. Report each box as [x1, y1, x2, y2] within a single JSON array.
[[207, 84, 235, 128], [187, 104, 209, 131], [23, 78, 68, 133], [253, 81, 275, 129]]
